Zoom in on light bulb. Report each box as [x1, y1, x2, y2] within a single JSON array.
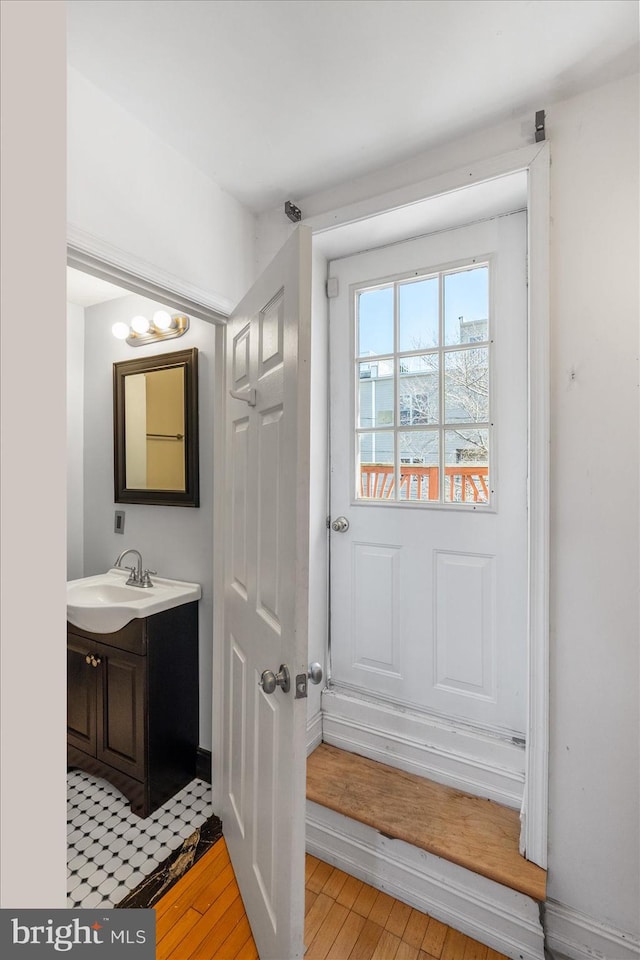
[[112, 322, 130, 340], [153, 310, 173, 331], [130, 315, 150, 334]]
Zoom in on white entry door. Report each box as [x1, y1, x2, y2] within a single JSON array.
[[329, 214, 528, 736], [223, 226, 312, 959]]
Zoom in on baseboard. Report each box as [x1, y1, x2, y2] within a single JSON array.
[[321, 687, 525, 807], [196, 747, 212, 784], [306, 800, 545, 960], [544, 900, 640, 960], [306, 710, 323, 755]]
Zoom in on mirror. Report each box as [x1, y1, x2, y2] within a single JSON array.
[[113, 348, 199, 506]]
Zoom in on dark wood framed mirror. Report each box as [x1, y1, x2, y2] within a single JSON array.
[[113, 348, 199, 507]]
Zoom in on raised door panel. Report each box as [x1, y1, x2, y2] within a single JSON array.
[[96, 645, 146, 781], [67, 635, 97, 756]]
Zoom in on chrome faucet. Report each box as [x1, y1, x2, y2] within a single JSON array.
[[114, 548, 155, 588]]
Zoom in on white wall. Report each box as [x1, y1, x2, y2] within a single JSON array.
[[544, 75, 639, 941], [257, 73, 640, 949], [80, 293, 216, 750], [68, 66, 257, 312], [66, 301, 85, 580], [1, 0, 68, 908]]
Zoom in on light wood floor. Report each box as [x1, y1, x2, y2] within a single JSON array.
[[307, 743, 546, 902], [154, 837, 258, 960], [154, 838, 509, 959]]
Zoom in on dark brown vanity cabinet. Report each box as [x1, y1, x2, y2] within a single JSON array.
[[67, 602, 198, 818]]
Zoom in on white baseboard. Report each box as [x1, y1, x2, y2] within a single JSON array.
[[306, 800, 545, 960], [306, 710, 322, 754], [321, 687, 525, 807], [544, 900, 640, 960]]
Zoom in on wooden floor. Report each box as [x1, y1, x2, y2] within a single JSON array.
[[307, 743, 546, 902], [154, 837, 258, 960], [154, 839, 509, 959], [304, 854, 508, 960]]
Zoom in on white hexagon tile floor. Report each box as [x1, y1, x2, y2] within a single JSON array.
[[67, 770, 212, 910]]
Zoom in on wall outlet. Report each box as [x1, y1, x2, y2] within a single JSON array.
[[114, 510, 125, 534]]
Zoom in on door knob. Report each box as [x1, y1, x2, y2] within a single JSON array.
[[308, 662, 323, 685], [331, 516, 349, 532], [259, 664, 291, 695]]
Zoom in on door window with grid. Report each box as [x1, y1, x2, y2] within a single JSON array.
[[355, 263, 491, 504]]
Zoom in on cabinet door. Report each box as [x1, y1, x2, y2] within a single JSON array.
[[67, 635, 97, 756], [96, 644, 146, 782]]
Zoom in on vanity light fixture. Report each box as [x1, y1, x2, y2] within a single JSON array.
[[111, 311, 190, 347]]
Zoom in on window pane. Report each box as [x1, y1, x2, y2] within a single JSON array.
[[444, 428, 489, 503], [357, 432, 394, 499], [399, 276, 438, 351], [398, 430, 439, 501], [444, 348, 489, 423], [358, 360, 394, 427], [444, 266, 488, 346], [358, 286, 394, 357], [398, 354, 439, 425]]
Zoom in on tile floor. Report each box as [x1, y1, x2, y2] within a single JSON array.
[[67, 770, 212, 910]]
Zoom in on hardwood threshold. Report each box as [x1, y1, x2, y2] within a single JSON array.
[[307, 742, 546, 902]]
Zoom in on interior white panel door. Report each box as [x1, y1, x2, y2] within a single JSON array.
[[329, 214, 528, 737], [223, 226, 312, 959]]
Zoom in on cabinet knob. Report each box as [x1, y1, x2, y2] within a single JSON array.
[[85, 654, 92, 665], [91, 656, 101, 668]]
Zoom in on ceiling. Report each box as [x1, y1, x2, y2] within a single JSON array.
[[66, 266, 131, 306], [66, 0, 639, 215]]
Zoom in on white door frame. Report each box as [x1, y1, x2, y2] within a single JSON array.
[[305, 141, 550, 868], [67, 227, 229, 824]]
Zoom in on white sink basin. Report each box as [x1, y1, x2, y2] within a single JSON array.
[[67, 567, 202, 634]]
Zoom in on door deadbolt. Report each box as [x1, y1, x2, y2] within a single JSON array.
[[259, 664, 291, 695], [294, 663, 324, 699], [331, 516, 349, 532]]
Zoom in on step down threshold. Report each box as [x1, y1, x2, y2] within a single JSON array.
[[307, 742, 546, 902]]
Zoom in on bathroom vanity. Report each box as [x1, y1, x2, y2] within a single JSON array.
[[67, 601, 198, 818]]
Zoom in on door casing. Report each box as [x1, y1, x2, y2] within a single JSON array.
[[305, 141, 550, 868]]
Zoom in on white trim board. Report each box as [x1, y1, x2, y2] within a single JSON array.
[[67, 224, 232, 323], [522, 142, 550, 868], [321, 687, 525, 808], [306, 800, 545, 960], [544, 900, 640, 960], [306, 144, 545, 238], [306, 710, 323, 755]]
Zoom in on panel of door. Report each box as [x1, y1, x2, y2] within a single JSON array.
[[96, 644, 146, 781], [223, 225, 312, 960], [329, 213, 527, 736]]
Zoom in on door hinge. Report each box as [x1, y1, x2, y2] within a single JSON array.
[[326, 277, 339, 299], [285, 200, 302, 223]]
